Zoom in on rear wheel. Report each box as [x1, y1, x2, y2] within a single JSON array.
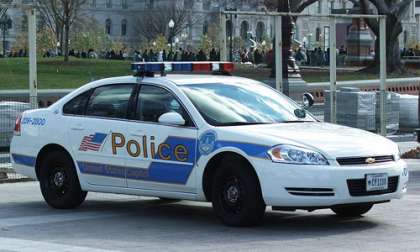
[[211, 156, 266, 226], [38, 150, 87, 209], [331, 203, 373, 217]]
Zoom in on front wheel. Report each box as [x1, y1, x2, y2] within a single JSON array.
[[39, 150, 87, 209], [211, 156, 266, 227], [331, 203, 373, 217]]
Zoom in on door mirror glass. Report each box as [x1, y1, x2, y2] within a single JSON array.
[[302, 93, 315, 109], [158, 112, 185, 126], [294, 108, 306, 118]]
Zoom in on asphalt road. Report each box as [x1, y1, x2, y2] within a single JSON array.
[[0, 170, 419, 252]]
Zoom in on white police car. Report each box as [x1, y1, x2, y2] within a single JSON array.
[[10, 62, 408, 226]]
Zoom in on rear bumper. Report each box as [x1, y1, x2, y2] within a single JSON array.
[[10, 154, 38, 179], [253, 159, 409, 207]]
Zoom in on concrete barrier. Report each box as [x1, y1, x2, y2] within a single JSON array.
[[263, 77, 420, 103]]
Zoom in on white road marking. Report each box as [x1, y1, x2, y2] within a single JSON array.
[[0, 211, 125, 228], [0, 237, 120, 252]]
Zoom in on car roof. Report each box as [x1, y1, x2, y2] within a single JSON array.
[[163, 74, 256, 86], [96, 75, 258, 87]]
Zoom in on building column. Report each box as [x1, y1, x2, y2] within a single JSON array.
[[417, 14, 420, 45]]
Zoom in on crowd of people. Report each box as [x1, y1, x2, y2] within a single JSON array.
[[3, 44, 420, 68], [401, 46, 420, 57], [0, 49, 27, 58], [132, 48, 221, 62], [0, 45, 357, 67], [293, 45, 351, 66]]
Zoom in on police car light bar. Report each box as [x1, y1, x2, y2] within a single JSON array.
[[131, 62, 234, 77]]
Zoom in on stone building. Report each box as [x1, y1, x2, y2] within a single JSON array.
[[1, 0, 272, 52], [295, 0, 420, 51], [1, 0, 419, 53], [81, 0, 272, 48]]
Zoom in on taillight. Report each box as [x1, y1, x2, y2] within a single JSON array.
[[14, 114, 22, 136]]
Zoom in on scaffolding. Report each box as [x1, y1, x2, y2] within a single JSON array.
[[220, 10, 388, 136]]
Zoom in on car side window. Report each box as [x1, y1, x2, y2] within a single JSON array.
[[63, 90, 91, 115], [85, 84, 135, 119], [136, 85, 193, 126]]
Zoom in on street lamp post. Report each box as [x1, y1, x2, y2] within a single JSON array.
[[168, 19, 175, 52], [0, 15, 12, 57], [225, 8, 237, 62]]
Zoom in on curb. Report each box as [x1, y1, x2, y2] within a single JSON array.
[[0, 178, 34, 184]]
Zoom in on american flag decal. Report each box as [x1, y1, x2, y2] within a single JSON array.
[[79, 133, 108, 152]]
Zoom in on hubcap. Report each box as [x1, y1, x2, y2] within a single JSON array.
[[220, 176, 244, 214], [226, 185, 240, 203], [53, 171, 65, 187], [47, 167, 69, 197]]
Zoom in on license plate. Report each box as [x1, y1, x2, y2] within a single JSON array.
[[366, 173, 388, 191]]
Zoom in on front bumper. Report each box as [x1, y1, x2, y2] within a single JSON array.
[[253, 159, 409, 207]]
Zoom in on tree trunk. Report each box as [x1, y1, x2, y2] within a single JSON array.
[[63, 22, 70, 62], [270, 0, 295, 95], [55, 22, 62, 55], [59, 24, 64, 56], [371, 16, 405, 74]]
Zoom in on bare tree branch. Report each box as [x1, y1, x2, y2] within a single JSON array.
[[294, 0, 319, 13], [393, 0, 413, 22], [367, 0, 391, 14], [135, 5, 201, 43], [37, 0, 87, 61]]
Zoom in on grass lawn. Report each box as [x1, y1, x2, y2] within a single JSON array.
[[0, 57, 131, 90], [0, 57, 419, 90]]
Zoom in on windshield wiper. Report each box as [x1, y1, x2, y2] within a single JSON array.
[[218, 122, 271, 126], [281, 120, 313, 123]]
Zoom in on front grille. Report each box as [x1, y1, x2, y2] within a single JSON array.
[[347, 176, 399, 196], [285, 187, 335, 196], [337, 155, 394, 166]]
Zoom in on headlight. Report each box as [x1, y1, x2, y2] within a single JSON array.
[[267, 145, 329, 165]]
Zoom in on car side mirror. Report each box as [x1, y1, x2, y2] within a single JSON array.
[[158, 112, 185, 126], [303, 93, 315, 109]]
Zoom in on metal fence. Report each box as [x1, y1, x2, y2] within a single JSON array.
[[0, 96, 32, 182]]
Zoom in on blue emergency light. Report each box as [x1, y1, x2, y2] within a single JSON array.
[[131, 62, 234, 77]]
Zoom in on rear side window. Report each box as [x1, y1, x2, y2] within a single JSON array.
[[63, 90, 91, 115], [85, 84, 135, 119]]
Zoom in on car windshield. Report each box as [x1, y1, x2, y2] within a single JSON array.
[[180, 81, 316, 126]]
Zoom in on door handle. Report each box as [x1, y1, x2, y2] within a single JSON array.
[[71, 125, 84, 131], [130, 130, 143, 137]]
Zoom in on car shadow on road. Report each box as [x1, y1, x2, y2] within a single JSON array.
[[0, 196, 382, 245], [72, 198, 379, 235]]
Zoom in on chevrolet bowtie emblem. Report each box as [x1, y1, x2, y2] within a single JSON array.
[[365, 157, 376, 164]]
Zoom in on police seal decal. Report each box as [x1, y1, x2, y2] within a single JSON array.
[[198, 130, 217, 155]]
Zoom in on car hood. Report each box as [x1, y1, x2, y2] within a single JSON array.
[[220, 122, 398, 159]]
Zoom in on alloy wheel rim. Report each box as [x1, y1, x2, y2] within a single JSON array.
[[220, 176, 244, 215]]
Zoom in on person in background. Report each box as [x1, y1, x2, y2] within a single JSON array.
[[167, 50, 174, 61], [142, 49, 148, 62], [157, 50, 163, 62], [197, 49, 207, 61], [210, 48, 217, 61], [162, 49, 167, 61]]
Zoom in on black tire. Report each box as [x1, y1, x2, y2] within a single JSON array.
[[38, 150, 87, 209], [331, 203, 373, 217], [211, 156, 266, 227]]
